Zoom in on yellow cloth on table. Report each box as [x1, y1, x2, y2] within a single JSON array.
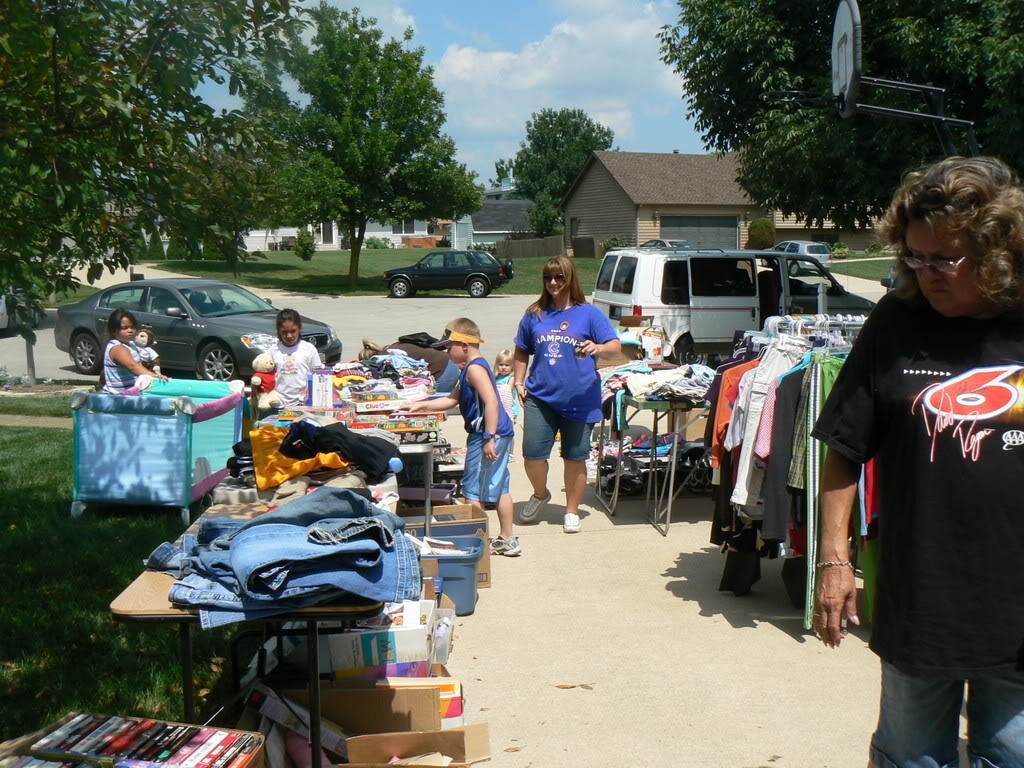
[[250, 424, 350, 490]]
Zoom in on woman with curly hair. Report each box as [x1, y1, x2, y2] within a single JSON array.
[[812, 156, 1024, 768]]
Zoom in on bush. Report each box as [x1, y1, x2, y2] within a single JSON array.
[[165, 234, 188, 260], [364, 236, 392, 250], [603, 234, 629, 251], [831, 241, 850, 259], [745, 217, 776, 249], [147, 235, 166, 260], [865, 241, 884, 255], [294, 229, 316, 261], [471, 242, 497, 253]]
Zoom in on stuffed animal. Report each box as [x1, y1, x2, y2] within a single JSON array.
[[134, 329, 161, 375], [250, 353, 281, 410]]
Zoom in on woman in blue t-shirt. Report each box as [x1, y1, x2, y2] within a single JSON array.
[[512, 255, 620, 534]]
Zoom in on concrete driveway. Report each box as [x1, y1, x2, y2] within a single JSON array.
[[0, 263, 887, 381]]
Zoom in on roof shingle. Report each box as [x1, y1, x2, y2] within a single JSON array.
[[577, 151, 749, 206]]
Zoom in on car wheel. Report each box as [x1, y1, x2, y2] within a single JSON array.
[[197, 341, 237, 381], [671, 335, 709, 366], [467, 277, 490, 298], [71, 332, 102, 375], [389, 278, 413, 298]]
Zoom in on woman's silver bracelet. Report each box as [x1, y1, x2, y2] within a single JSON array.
[[816, 560, 854, 570]]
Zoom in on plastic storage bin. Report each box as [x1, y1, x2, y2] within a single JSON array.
[[421, 536, 484, 616]]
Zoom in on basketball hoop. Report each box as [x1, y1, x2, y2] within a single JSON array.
[[832, 0, 862, 118]]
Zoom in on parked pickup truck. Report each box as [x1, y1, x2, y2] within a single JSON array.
[[592, 248, 876, 362]]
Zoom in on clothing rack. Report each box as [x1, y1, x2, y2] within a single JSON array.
[[762, 313, 868, 338]]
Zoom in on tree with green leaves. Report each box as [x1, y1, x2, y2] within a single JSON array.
[[488, 158, 515, 189], [0, 0, 299, 336], [271, 5, 481, 287], [512, 108, 614, 234], [659, 0, 1024, 229]]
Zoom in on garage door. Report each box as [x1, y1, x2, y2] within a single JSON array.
[[662, 215, 738, 249]]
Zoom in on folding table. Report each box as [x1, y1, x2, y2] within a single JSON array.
[[594, 394, 707, 535]]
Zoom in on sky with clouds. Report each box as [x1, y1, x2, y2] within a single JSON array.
[[320, 0, 704, 185]]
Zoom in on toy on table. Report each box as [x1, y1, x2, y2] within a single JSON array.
[[134, 329, 161, 375], [250, 352, 281, 411]]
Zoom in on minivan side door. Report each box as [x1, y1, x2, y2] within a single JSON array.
[[687, 256, 759, 345]]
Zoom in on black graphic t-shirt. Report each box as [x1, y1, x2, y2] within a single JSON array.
[[813, 294, 1024, 677]]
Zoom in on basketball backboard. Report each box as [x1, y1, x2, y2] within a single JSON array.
[[832, 0, 862, 118]]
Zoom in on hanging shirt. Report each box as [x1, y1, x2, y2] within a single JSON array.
[[813, 295, 1024, 677]]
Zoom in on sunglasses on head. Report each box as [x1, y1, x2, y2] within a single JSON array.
[[543, 273, 566, 282]]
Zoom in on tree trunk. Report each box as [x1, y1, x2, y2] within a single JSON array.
[[347, 219, 368, 289], [24, 337, 37, 385]]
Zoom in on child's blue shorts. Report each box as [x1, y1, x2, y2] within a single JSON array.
[[461, 433, 513, 504]]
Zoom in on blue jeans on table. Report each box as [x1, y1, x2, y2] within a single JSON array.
[[872, 661, 1024, 768], [168, 529, 421, 628]]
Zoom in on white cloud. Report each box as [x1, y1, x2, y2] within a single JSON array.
[[434, 0, 688, 178]]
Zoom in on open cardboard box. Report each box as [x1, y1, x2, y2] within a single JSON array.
[[346, 721, 490, 768], [403, 504, 491, 589]]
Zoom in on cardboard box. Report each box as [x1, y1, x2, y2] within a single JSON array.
[[403, 506, 491, 590], [0, 712, 265, 768], [283, 685, 443, 735], [618, 315, 654, 328], [328, 622, 432, 681], [346, 722, 490, 768]]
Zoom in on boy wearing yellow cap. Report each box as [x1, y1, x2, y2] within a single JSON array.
[[400, 318, 520, 556]]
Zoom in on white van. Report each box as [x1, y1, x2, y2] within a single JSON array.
[[591, 248, 875, 361]]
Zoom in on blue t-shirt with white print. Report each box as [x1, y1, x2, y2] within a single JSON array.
[[514, 302, 617, 423]]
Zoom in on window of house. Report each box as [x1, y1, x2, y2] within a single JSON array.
[[661, 261, 690, 305], [392, 219, 416, 235], [611, 256, 638, 294]]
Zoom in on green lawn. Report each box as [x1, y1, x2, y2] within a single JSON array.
[[828, 257, 896, 281], [138, 249, 602, 297], [0, 426, 236, 739], [0, 393, 76, 418]]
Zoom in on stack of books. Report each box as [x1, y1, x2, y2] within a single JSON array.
[[16, 714, 261, 768]]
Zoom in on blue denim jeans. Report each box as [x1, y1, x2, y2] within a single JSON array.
[[150, 487, 421, 627], [872, 661, 1024, 768]]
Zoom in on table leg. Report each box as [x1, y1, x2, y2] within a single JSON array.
[[307, 620, 322, 764], [422, 450, 432, 539], [649, 410, 680, 536], [593, 415, 624, 516], [180, 623, 194, 722]]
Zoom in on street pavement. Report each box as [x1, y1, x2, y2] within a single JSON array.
[[0, 262, 888, 381]]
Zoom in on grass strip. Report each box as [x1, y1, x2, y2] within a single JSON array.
[[0, 427, 235, 739]]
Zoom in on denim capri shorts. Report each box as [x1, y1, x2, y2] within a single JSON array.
[[521, 395, 595, 462]]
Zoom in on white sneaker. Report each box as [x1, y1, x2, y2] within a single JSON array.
[[519, 491, 551, 523], [229, 379, 245, 396], [135, 374, 154, 392], [563, 512, 582, 533]]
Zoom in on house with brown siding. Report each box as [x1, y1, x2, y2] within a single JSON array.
[[561, 151, 761, 251], [561, 151, 879, 252]]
